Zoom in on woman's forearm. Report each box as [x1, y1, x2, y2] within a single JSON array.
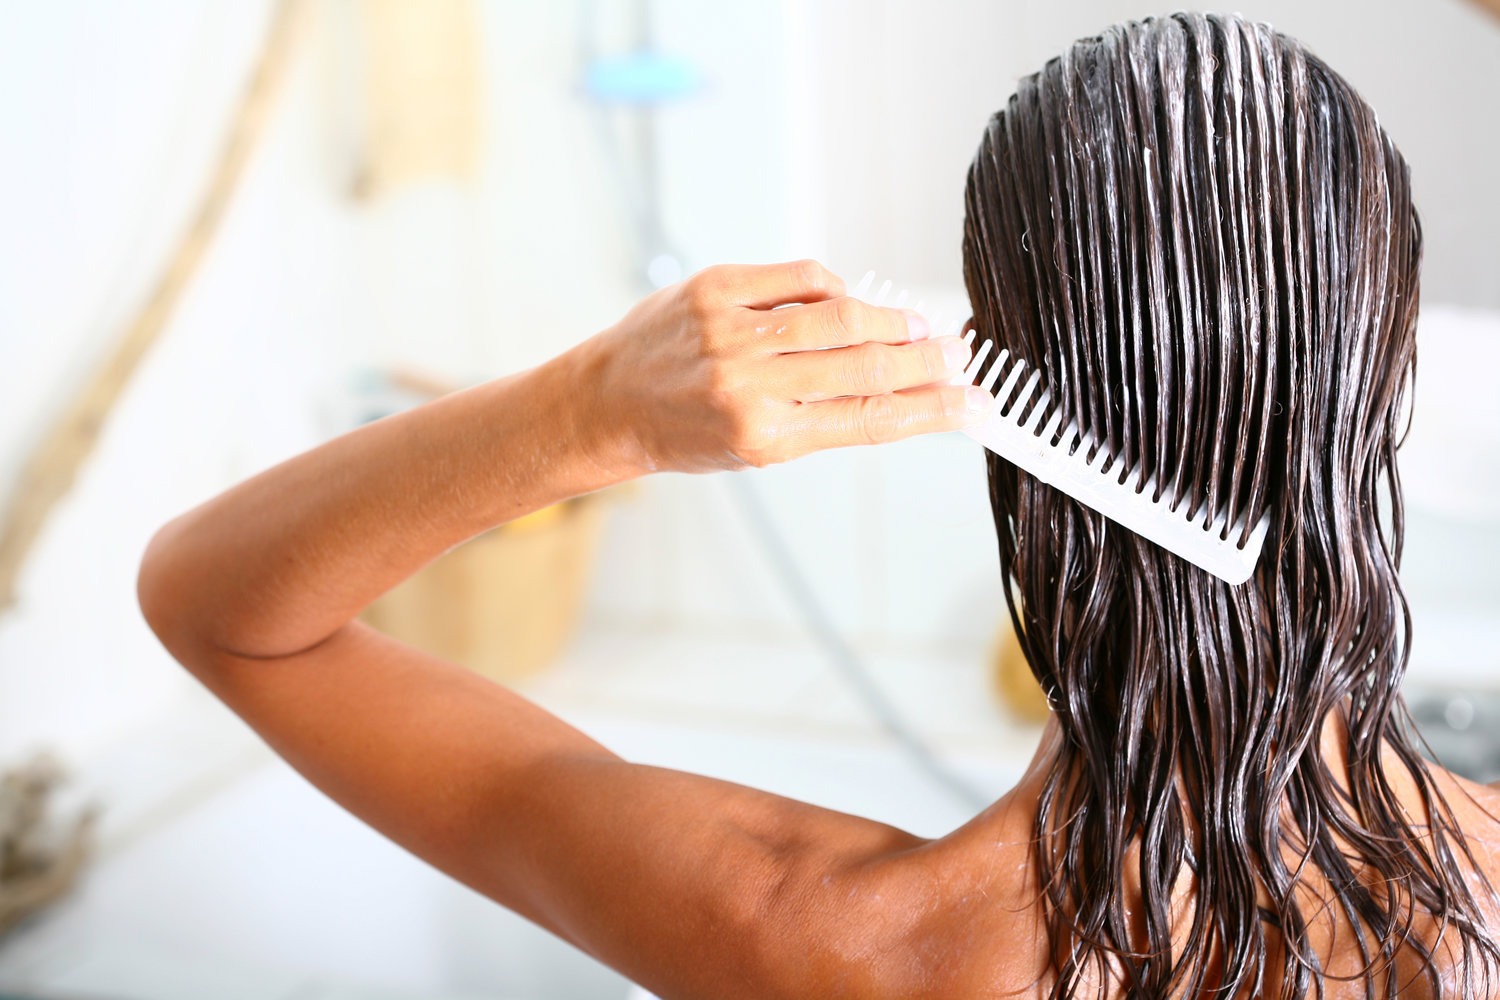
[[139, 336, 637, 662]]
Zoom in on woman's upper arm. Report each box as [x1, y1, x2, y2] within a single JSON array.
[[169, 620, 930, 1000]]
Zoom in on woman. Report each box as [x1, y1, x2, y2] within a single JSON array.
[[139, 12, 1500, 999]]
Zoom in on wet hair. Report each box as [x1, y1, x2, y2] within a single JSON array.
[[962, 12, 1500, 1000]]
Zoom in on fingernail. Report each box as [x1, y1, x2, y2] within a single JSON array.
[[905, 310, 930, 341], [941, 336, 971, 372], [965, 386, 995, 418]]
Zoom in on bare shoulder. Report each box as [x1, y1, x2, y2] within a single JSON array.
[[1415, 760, 1500, 919], [856, 760, 1500, 1000], [1428, 750, 1500, 823], [1431, 763, 1500, 848], [844, 785, 1050, 999]]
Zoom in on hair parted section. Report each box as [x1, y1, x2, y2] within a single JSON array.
[[962, 12, 1500, 999]]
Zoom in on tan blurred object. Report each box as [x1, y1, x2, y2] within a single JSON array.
[[363, 496, 606, 683], [991, 615, 1051, 724], [1469, 0, 1500, 22], [0, 753, 97, 938], [0, 0, 311, 610], [350, 0, 483, 200]]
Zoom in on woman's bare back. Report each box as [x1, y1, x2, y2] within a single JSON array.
[[882, 720, 1500, 1000]]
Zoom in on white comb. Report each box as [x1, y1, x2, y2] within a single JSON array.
[[851, 272, 1271, 584]]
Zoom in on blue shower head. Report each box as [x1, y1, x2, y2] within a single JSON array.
[[584, 51, 701, 104]]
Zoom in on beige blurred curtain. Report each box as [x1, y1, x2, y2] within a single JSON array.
[[349, 0, 484, 200], [0, 0, 310, 609], [0, 0, 486, 608]]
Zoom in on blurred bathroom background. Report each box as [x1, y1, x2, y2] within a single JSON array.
[[0, 1, 1496, 998]]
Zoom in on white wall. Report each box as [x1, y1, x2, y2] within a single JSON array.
[[0, 1, 358, 762], [805, 0, 1500, 309]]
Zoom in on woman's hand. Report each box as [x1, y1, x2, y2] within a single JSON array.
[[578, 260, 997, 475]]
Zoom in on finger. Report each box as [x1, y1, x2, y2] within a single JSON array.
[[767, 296, 929, 352], [694, 259, 845, 309], [793, 383, 998, 452], [777, 336, 974, 402]]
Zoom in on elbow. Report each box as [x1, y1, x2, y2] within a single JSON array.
[[137, 516, 286, 669], [136, 519, 203, 670], [136, 523, 176, 645]]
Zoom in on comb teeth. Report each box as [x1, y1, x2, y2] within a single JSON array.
[[848, 272, 1269, 583], [951, 328, 1270, 583]]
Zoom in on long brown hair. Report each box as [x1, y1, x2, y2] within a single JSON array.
[[962, 13, 1500, 999]]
